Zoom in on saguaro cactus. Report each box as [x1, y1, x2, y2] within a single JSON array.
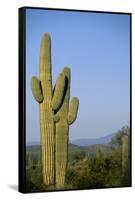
[[31, 33, 65, 185], [31, 33, 79, 187], [55, 67, 79, 188], [122, 135, 129, 174]]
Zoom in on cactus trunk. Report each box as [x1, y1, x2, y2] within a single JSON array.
[[55, 124, 69, 187], [55, 68, 70, 188], [39, 34, 55, 185]]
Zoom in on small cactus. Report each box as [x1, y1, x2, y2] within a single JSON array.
[[27, 153, 33, 167], [122, 135, 129, 174], [96, 145, 104, 160]]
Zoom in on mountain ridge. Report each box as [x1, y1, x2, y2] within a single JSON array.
[[27, 133, 116, 147], [70, 133, 116, 146]]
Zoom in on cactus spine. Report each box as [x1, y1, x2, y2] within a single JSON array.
[[122, 135, 129, 174], [31, 33, 65, 185], [31, 33, 79, 187], [55, 67, 79, 188]]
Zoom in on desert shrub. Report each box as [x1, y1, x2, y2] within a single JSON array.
[[66, 158, 106, 189], [70, 151, 86, 161], [26, 166, 46, 192], [66, 145, 131, 189], [110, 126, 130, 147]]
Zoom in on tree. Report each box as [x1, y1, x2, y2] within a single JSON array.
[[110, 125, 130, 147]]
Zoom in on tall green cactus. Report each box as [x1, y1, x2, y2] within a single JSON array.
[[31, 33, 66, 185], [55, 67, 79, 188], [122, 135, 129, 174], [31, 33, 79, 187]]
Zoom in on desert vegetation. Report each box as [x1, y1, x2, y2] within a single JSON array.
[[26, 125, 131, 192]]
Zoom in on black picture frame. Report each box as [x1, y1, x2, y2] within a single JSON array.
[[19, 6, 132, 193]]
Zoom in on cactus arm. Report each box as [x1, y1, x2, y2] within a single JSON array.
[[52, 73, 65, 111], [30, 76, 44, 103], [63, 67, 71, 100], [68, 97, 79, 125]]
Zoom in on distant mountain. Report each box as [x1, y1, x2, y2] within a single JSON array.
[[70, 133, 116, 146], [27, 141, 40, 146], [27, 133, 116, 147]]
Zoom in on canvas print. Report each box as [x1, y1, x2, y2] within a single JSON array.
[[19, 7, 131, 193]]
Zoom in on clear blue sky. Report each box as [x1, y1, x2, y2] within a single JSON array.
[[26, 8, 130, 142]]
